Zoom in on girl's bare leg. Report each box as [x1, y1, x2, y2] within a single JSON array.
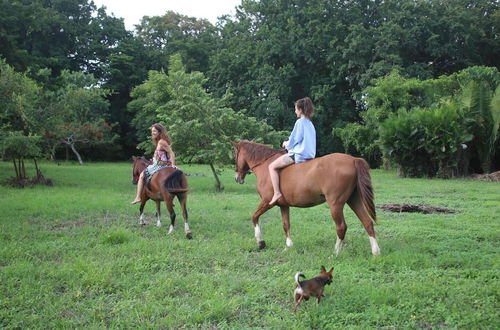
[[131, 172, 145, 204], [268, 154, 294, 205]]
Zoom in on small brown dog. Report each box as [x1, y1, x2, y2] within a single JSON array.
[[293, 266, 334, 312]]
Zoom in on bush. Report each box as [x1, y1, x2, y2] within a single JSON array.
[[338, 66, 499, 173], [0, 132, 42, 181], [379, 105, 472, 178]]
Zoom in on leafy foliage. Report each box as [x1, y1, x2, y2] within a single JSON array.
[[209, 0, 500, 155], [379, 105, 472, 178], [338, 67, 500, 175], [0, 131, 42, 181], [159, 54, 285, 190], [459, 69, 500, 173], [1, 0, 499, 164], [34, 70, 117, 163], [0, 59, 39, 133], [0, 0, 128, 78], [0, 132, 42, 160]]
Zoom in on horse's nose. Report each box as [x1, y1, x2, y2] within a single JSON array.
[[132, 179, 138, 185], [234, 173, 244, 184]]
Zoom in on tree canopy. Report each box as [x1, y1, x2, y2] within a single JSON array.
[[1, 0, 498, 175]]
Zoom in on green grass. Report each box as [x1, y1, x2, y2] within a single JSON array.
[[0, 161, 498, 328]]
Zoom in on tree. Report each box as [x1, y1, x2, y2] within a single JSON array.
[[135, 11, 218, 73], [208, 0, 500, 156], [0, 132, 50, 187], [130, 54, 285, 190], [0, 0, 128, 80], [32, 70, 117, 163], [104, 36, 150, 158], [340, 66, 500, 176], [459, 67, 500, 173], [128, 70, 172, 154], [0, 59, 39, 133]]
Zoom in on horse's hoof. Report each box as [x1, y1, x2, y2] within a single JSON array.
[[186, 232, 193, 240], [258, 240, 266, 250]]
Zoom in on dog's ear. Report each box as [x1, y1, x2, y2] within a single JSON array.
[[329, 267, 334, 273], [320, 265, 326, 272]]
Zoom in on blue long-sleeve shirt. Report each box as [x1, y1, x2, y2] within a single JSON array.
[[287, 117, 316, 163]]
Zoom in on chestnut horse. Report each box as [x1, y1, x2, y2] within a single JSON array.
[[232, 141, 380, 256], [131, 156, 192, 239]]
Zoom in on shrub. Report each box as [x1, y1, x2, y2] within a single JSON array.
[[379, 105, 472, 178], [0, 132, 44, 183]]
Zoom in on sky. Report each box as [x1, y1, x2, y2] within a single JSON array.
[[92, 0, 242, 30]]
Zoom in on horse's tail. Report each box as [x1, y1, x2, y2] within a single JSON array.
[[295, 272, 305, 287], [354, 158, 377, 224], [165, 169, 189, 194]]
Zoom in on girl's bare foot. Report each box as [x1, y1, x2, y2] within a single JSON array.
[[269, 193, 282, 205]]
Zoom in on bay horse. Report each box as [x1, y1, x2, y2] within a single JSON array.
[[232, 141, 380, 256], [131, 156, 192, 239]]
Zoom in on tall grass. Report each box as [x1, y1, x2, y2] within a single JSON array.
[[0, 161, 498, 328]]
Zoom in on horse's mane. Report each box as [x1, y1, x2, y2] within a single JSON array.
[[238, 140, 285, 163], [133, 156, 149, 172]]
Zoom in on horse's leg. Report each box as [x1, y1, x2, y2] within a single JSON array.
[[164, 195, 175, 234], [155, 200, 162, 227], [280, 206, 293, 248], [327, 202, 348, 256], [139, 201, 147, 225], [348, 193, 381, 256], [252, 200, 273, 249], [177, 192, 192, 239]]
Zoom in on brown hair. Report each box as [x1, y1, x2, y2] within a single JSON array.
[[295, 97, 314, 118], [151, 123, 172, 145]]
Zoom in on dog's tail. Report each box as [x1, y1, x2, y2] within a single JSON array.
[[295, 272, 305, 287]]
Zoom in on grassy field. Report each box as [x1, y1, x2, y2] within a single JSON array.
[[0, 160, 498, 328]]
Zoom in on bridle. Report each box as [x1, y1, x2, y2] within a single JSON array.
[[235, 148, 281, 172], [132, 157, 149, 182]]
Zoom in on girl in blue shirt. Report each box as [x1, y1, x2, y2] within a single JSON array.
[[269, 97, 316, 205]]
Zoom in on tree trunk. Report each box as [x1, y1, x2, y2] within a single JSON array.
[[21, 158, 26, 179], [33, 158, 43, 179], [13, 159, 20, 180], [209, 163, 223, 192], [69, 143, 84, 165], [50, 145, 56, 161]]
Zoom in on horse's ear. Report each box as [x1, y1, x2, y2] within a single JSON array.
[[230, 141, 238, 148]]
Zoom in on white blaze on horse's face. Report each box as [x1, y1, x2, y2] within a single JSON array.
[[235, 172, 244, 184], [234, 147, 248, 184]]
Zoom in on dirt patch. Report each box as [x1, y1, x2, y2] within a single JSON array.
[[378, 203, 460, 214], [51, 220, 88, 231], [3, 176, 53, 188], [468, 171, 500, 182]]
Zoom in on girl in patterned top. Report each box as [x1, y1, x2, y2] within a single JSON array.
[[131, 123, 176, 204]]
